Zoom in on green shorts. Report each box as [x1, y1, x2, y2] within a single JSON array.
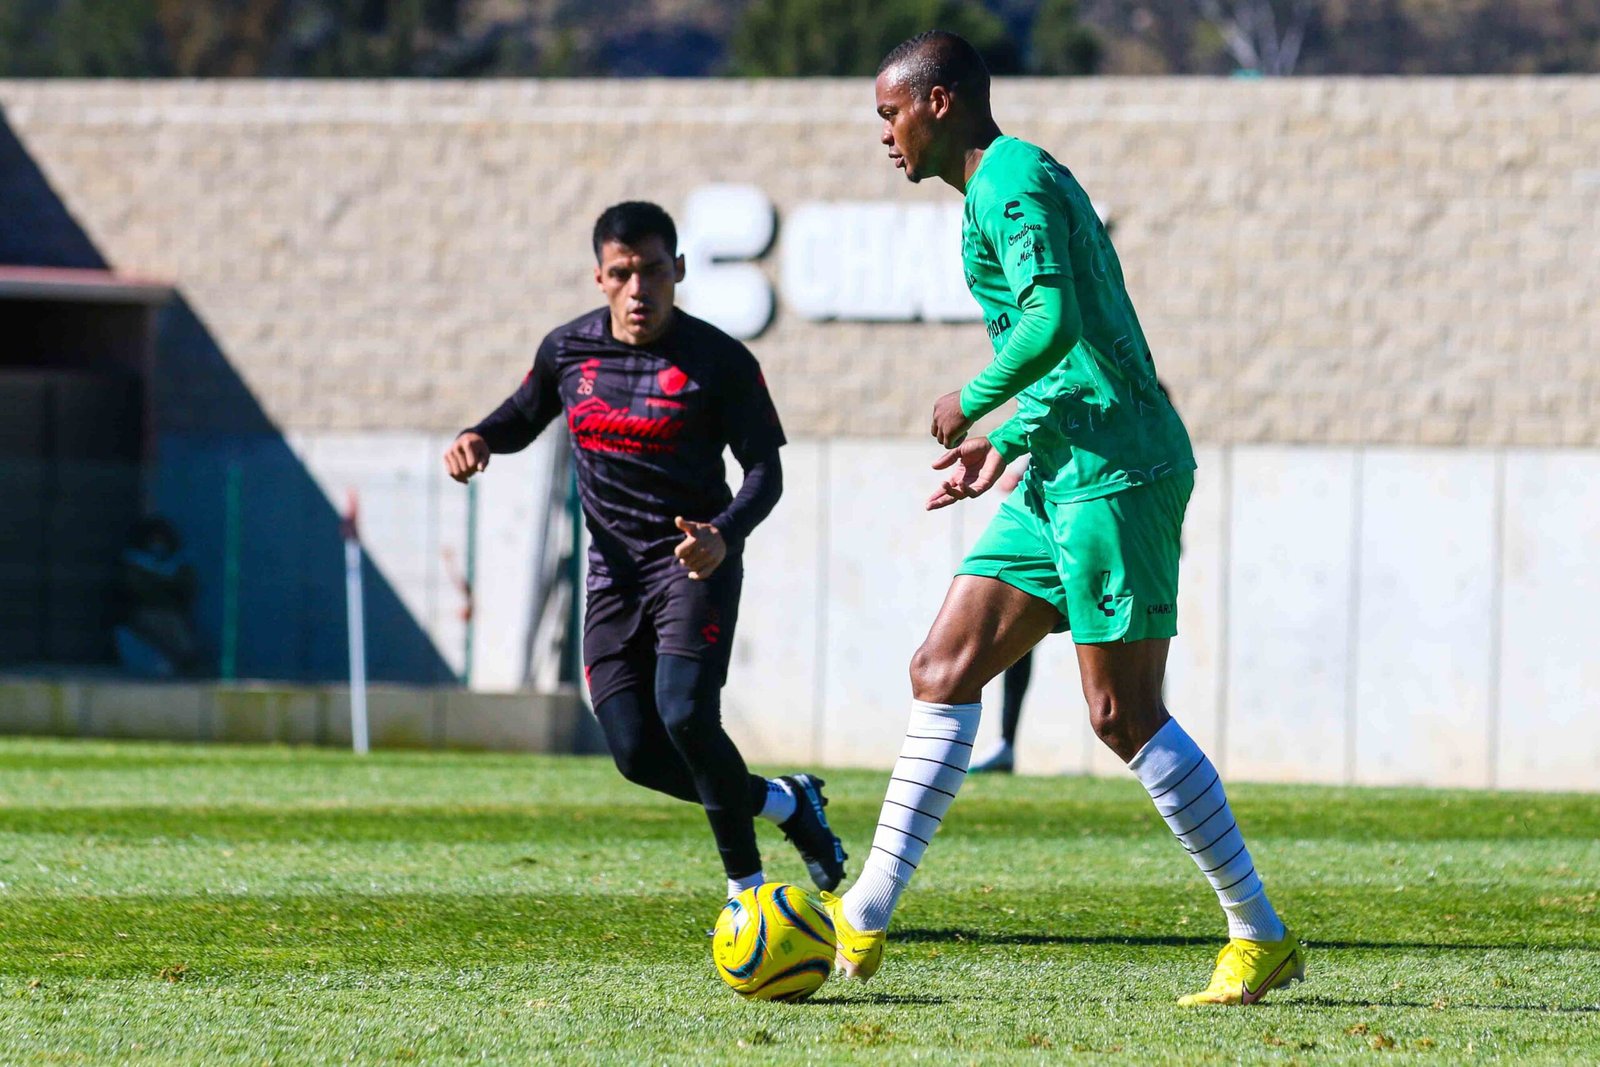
[[957, 471, 1193, 644]]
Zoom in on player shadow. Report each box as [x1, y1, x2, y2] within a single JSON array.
[[1289, 994, 1600, 1015], [804, 992, 950, 1006], [1298, 937, 1600, 952], [895, 927, 1216, 949], [0, 109, 455, 683], [893, 928, 1593, 954]]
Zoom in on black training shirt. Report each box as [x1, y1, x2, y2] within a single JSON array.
[[468, 308, 786, 588]]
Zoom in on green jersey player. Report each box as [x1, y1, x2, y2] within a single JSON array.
[[819, 30, 1306, 1008]]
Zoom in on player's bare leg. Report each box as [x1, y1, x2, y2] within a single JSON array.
[[911, 575, 1058, 705], [1079, 639, 1305, 1005], [825, 575, 1057, 979], [1074, 638, 1171, 760]]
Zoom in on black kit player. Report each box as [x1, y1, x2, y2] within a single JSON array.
[[444, 201, 847, 899]]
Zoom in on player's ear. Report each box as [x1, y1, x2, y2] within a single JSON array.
[[928, 85, 952, 119], [673, 254, 686, 284], [593, 263, 604, 290]]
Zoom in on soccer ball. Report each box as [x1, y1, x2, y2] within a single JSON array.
[[712, 882, 837, 1001]]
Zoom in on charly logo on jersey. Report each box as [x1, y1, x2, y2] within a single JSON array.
[[1097, 571, 1119, 618], [677, 185, 1110, 340]]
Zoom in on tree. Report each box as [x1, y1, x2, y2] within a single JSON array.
[[2, 0, 1597, 77], [1031, 0, 1102, 74], [730, 0, 1020, 77], [0, 0, 167, 76], [1191, 0, 1312, 75], [0, 0, 546, 78], [151, 0, 290, 77]]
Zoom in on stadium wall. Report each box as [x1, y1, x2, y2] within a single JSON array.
[[0, 80, 1596, 788], [0, 78, 1595, 443], [0, 677, 585, 750]]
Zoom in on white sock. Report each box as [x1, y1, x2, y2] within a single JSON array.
[[1129, 717, 1286, 942], [974, 738, 1013, 762], [727, 870, 764, 899], [757, 778, 796, 824], [842, 700, 981, 932]]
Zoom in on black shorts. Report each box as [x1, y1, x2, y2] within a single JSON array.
[[582, 557, 743, 708]]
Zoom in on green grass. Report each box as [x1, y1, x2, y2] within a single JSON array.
[[1, 739, 1596, 1064]]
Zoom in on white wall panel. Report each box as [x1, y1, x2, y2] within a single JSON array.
[[723, 442, 825, 765], [467, 436, 557, 691], [1226, 447, 1358, 783], [1352, 449, 1496, 787], [820, 439, 966, 767], [1009, 634, 1094, 776], [290, 430, 564, 693], [428, 433, 471, 683], [260, 435, 1600, 792], [296, 431, 457, 673], [1497, 451, 1600, 791], [1160, 447, 1229, 770]]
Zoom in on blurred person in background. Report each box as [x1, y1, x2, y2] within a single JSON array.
[[113, 516, 204, 677]]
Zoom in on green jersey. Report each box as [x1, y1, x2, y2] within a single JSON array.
[[959, 136, 1195, 503]]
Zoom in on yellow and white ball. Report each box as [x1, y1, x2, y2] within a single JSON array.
[[712, 883, 837, 1001]]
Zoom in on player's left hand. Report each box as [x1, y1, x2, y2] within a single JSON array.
[[930, 390, 973, 448], [674, 517, 726, 580], [927, 437, 1007, 511]]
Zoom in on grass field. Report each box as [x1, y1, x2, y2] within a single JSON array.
[[1, 739, 1596, 1064]]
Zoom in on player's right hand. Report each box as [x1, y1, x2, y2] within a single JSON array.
[[926, 437, 1006, 511], [444, 432, 491, 483], [930, 389, 973, 448], [673, 517, 727, 580]]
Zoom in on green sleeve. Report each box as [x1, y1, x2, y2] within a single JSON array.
[[987, 416, 1032, 464], [959, 277, 1081, 421], [972, 172, 1075, 309]]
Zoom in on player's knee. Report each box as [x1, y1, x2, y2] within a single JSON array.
[[1084, 680, 1135, 740], [594, 698, 655, 786], [1085, 685, 1164, 760], [1085, 690, 1122, 743], [600, 720, 663, 788], [657, 698, 694, 740], [658, 696, 713, 751], [609, 743, 654, 788], [909, 642, 981, 705]]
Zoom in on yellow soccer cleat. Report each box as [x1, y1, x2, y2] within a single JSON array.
[[817, 891, 886, 981], [1177, 931, 1306, 1006]]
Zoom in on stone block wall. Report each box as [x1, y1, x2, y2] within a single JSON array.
[[1, 78, 1595, 445]]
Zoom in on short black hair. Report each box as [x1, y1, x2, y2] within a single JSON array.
[[592, 201, 678, 261], [877, 30, 991, 110]]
